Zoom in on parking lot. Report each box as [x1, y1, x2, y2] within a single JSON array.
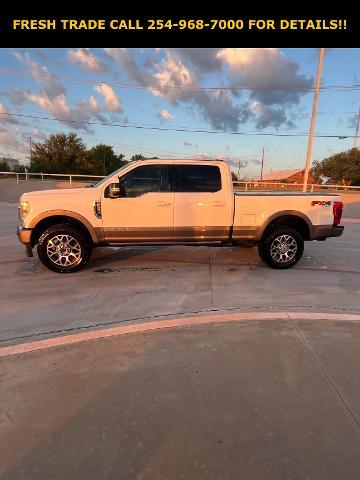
[[1, 179, 360, 345], [1, 179, 360, 478]]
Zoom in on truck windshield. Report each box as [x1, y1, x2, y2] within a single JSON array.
[[91, 163, 134, 188]]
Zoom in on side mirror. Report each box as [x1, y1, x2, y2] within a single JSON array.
[[108, 183, 121, 198], [108, 181, 126, 198]]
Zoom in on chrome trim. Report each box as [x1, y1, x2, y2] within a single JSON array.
[[46, 234, 82, 267], [270, 234, 297, 263], [102, 226, 231, 243]]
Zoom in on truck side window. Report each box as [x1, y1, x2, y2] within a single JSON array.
[[120, 165, 170, 197], [177, 165, 221, 192]]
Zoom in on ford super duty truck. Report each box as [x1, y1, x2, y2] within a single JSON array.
[[17, 159, 344, 273]]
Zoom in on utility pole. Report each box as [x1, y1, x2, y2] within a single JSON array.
[[237, 160, 241, 181], [260, 148, 265, 181], [353, 106, 360, 148], [303, 48, 325, 192], [28, 136, 32, 163]]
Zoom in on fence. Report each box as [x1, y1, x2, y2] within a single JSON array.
[[1, 171, 360, 193], [0, 171, 104, 188]]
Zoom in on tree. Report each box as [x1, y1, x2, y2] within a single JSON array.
[[311, 148, 360, 186], [0, 161, 10, 172], [13, 164, 26, 173], [130, 154, 146, 162], [86, 144, 127, 175], [30, 132, 87, 173]]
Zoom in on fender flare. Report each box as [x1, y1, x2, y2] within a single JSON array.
[[29, 210, 100, 244], [257, 210, 313, 240]]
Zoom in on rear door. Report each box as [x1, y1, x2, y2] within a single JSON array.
[[173, 164, 231, 241]]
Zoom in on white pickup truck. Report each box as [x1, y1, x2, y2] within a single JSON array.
[[17, 159, 344, 273]]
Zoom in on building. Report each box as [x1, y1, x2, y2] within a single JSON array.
[[254, 168, 314, 184], [0, 157, 20, 170]]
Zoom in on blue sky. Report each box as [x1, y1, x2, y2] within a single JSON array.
[[0, 48, 359, 178]]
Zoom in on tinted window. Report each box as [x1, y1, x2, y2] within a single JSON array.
[[177, 165, 221, 192], [120, 165, 170, 197]]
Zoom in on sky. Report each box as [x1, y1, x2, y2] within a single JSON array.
[[0, 47, 359, 179]]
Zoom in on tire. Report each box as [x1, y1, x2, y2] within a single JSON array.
[[258, 227, 304, 269], [37, 223, 92, 273]]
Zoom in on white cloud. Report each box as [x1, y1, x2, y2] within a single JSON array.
[[216, 48, 312, 129], [12, 51, 51, 82], [159, 109, 174, 121], [67, 48, 107, 73], [94, 84, 122, 112], [149, 52, 243, 130], [11, 51, 107, 132], [217, 48, 312, 105], [12, 51, 66, 98], [151, 53, 196, 101], [25, 93, 69, 117], [23, 91, 104, 132], [0, 103, 20, 124], [0, 128, 27, 157], [104, 48, 150, 84]]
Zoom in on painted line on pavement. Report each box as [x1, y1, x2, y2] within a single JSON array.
[[1, 311, 360, 358]]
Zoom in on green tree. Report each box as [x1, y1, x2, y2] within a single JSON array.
[[13, 164, 26, 173], [30, 132, 87, 173], [311, 148, 360, 186], [86, 144, 127, 175], [0, 160, 10, 172], [130, 154, 146, 162]]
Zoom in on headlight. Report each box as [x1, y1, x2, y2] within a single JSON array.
[[19, 201, 30, 220]]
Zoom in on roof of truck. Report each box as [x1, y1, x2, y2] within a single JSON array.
[[138, 158, 225, 162]]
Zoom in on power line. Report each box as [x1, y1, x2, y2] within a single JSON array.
[[3, 68, 360, 93], [23, 126, 259, 160], [9, 104, 359, 121], [0, 111, 356, 138]]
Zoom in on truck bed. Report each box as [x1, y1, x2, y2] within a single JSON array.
[[233, 191, 342, 240]]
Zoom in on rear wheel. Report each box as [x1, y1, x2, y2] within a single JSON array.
[[37, 223, 92, 273], [258, 227, 304, 269]]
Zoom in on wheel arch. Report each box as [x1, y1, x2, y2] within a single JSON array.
[[29, 210, 99, 247], [258, 210, 312, 241]]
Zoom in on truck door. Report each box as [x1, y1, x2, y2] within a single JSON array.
[[173, 164, 231, 241], [101, 164, 174, 242]]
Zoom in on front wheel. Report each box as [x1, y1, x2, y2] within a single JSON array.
[[37, 223, 92, 273], [258, 227, 304, 269]]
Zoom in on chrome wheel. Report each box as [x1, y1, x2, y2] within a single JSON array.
[[46, 234, 82, 267], [270, 234, 297, 264]]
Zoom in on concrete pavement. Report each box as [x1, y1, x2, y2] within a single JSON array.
[[2, 315, 360, 479], [1, 180, 360, 478], [1, 180, 360, 345]]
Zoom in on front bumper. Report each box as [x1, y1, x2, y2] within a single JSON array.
[[17, 226, 33, 257], [311, 224, 344, 241]]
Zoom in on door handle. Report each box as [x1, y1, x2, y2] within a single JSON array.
[[213, 201, 226, 207], [157, 201, 172, 207]]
